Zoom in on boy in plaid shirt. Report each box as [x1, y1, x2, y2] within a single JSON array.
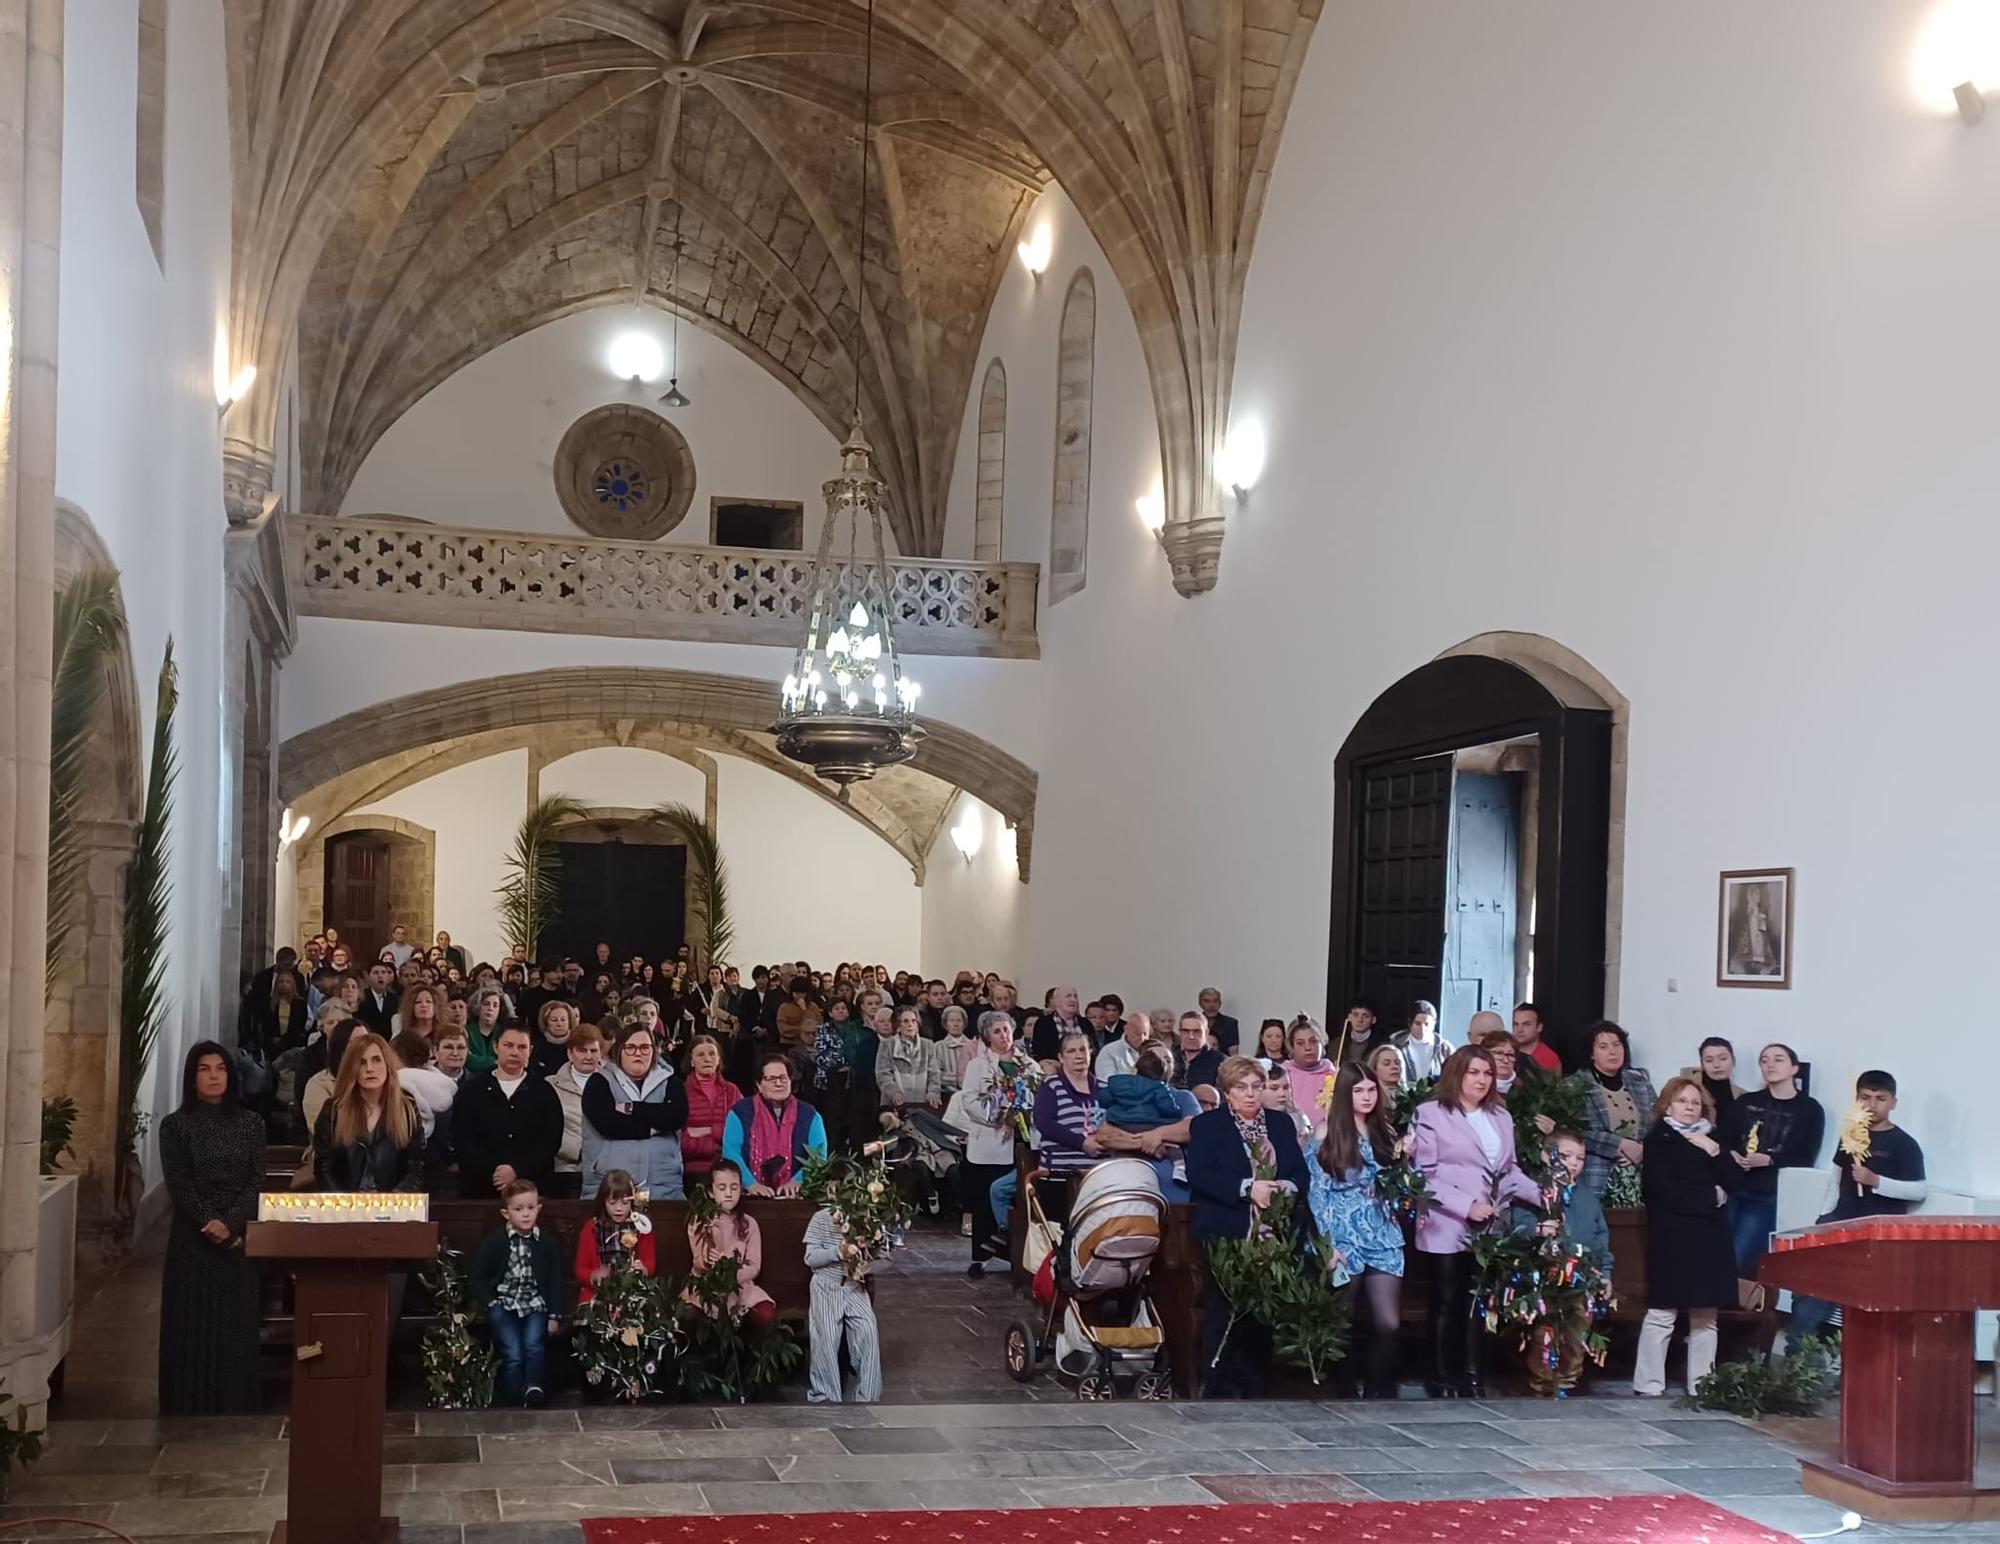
[[472, 1179, 562, 1405]]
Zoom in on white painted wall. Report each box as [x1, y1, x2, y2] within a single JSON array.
[[54, 0, 235, 1170], [339, 308, 890, 549], [920, 793, 1023, 980], [961, 0, 2000, 1192], [344, 746, 920, 968]]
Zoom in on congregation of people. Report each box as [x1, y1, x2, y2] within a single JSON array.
[[161, 926, 1924, 1417]]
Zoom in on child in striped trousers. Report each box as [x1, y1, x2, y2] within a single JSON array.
[[804, 1205, 881, 1402]]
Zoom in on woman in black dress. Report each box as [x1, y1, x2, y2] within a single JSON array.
[[158, 1040, 266, 1414], [1634, 1075, 1738, 1397]]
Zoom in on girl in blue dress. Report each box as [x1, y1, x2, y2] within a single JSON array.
[[1307, 1061, 1406, 1398]]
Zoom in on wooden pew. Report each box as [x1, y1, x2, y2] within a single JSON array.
[[259, 1195, 818, 1347]]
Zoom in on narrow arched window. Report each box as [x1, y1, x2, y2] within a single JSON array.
[[1048, 270, 1095, 601], [975, 360, 1007, 561]]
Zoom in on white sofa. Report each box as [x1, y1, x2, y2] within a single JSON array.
[[1775, 1165, 2000, 1358]]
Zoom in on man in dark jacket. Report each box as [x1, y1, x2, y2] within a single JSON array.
[[1197, 987, 1241, 1057], [1173, 1011, 1226, 1091], [356, 960, 399, 1035], [452, 1026, 564, 1197]]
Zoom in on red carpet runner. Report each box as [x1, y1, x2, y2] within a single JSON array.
[[585, 1495, 1789, 1544]]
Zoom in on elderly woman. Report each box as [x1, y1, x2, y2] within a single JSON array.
[[1411, 1045, 1543, 1398], [959, 1011, 1027, 1276], [582, 1021, 689, 1200], [1186, 1057, 1309, 1398], [464, 983, 508, 1074], [722, 1052, 829, 1196], [1567, 1021, 1658, 1200], [878, 1007, 942, 1116], [1032, 1028, 1104, 1185], [936, 1004, 974, 1095]]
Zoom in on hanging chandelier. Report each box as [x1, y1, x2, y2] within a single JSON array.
[[773, 0, 921, 788]]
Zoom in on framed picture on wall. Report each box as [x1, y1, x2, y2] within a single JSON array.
[[1717, 868, 1794, 989]]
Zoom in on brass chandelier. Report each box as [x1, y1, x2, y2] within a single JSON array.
[[772, 0, 920, 788]]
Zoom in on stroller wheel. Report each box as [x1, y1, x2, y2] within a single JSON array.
[[1135, 1371, 1173, 1402], [1075, 1372, 1113, 1402], [1003, 1320, 1039, 1382]]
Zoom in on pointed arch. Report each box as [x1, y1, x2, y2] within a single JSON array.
[[1048, 269, 1095, 603], [974, 358, 1007, 562]]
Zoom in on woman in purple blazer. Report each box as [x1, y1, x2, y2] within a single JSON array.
[[1411, 1045, 1544, 1398]]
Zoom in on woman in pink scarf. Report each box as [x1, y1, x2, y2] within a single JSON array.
[[721, 1053, 829, 1195]]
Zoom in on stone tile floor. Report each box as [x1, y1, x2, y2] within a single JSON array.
[[26, 1224, 2000, 1542]]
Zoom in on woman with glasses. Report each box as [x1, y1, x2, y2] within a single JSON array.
[[722, 1053, 830, 1197]]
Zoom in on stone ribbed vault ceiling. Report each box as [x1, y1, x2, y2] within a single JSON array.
[[224, 0, 1324, 586]]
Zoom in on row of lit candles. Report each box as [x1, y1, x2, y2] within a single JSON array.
[[256, 1193, 429, 1223]]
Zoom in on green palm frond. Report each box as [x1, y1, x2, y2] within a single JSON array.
[[496, 795, 586, 958], [118, 640, 177, 1171], [648, 802, 732, 967], [46, 569, 125, 999]]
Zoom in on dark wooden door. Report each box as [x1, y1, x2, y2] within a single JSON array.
[[551, 841, 685, 967], [1441, 771, 1518, 1035], [324, 833, 391, 966], [1353, 755, 1452, 1031]]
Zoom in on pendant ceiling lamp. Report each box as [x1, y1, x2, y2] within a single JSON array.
[[773, 0, 920, 788]]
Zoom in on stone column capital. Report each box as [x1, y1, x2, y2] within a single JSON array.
[[1159, 516, 1226, 598], [221, 435, 276, 528]]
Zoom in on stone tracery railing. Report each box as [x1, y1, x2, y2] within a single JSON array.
[[286, 515, 1040, 659]]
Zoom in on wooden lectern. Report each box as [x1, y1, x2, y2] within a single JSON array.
[[1760, 1216, 2000, 1522], [247, 1215, 439, 1544]]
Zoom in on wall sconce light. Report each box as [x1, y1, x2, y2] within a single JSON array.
[[215, 364, 257, 417], [1216, 421, 1267, 500], [278, 808, 312, 852], [1135, 487, 1166, 532], [607, 331, 665, 383], [950, 807, 984, 863], [1016, 223, 1052, 281], [1957, 80, 1987, 122]]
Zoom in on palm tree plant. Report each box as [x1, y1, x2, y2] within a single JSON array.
[[46, 570, 125, 999], [117, 640, 177, 1212], [495, 795, 585, 958], [648, 802, 732, 968]]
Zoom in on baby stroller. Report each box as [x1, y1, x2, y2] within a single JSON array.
[[1003, 1158, 1172, 1400], [879, 1106, 965, 1219]]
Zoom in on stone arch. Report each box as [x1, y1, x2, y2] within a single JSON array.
[[1436, 632, 1630, 1017], [47, 505, 144, 1218], [975, 359, 1007, 562], [297, 814, 438, 952], [1048, 270, 1095, 603], [277, 667, 1039, 881]]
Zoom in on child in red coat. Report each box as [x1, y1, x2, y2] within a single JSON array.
[[574, 1167, 656, 1304]]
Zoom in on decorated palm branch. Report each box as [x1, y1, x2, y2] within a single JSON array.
[[1373, 1076, 1438, 1223], [419, 1244, 499, 1410], [801, 1140, 913, 1280], [1469, 1221, 1616, 1375], [574, 1261, 678, 1402], [673, 1256, 804, 1403]]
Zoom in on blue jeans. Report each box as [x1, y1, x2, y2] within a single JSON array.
[[1730, 1190, 1778, 1274], [990, 1170, 1016, 1230], [488, 1306, 547, 1403], [1788, 1294, 1839, 1348]]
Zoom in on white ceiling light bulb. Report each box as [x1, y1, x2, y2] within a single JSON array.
[[1217, 420, 1267, 498], [607, 331, 665, 383], [951, 806, 984, 862], [1135, 487, 1166, 531], [1016, 222, 1052, 278]]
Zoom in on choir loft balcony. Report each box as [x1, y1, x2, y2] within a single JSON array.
[[285, 515, 1041, 660]]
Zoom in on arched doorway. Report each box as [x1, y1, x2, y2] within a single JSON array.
[[1327, 642, 1619, 1068], [545, 809, 696, 967], [312, 817, 436, 964]]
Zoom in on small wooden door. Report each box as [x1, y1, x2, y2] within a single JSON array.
[[551, 841, 685, 967], [324, 833, 391, 966], [1442, 770, 1519, 1035], [1353, 754, 1452, 1031]]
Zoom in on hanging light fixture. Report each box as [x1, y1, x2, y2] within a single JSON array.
[[773, 0, 920, 788], [658, 137, 692, 409]]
